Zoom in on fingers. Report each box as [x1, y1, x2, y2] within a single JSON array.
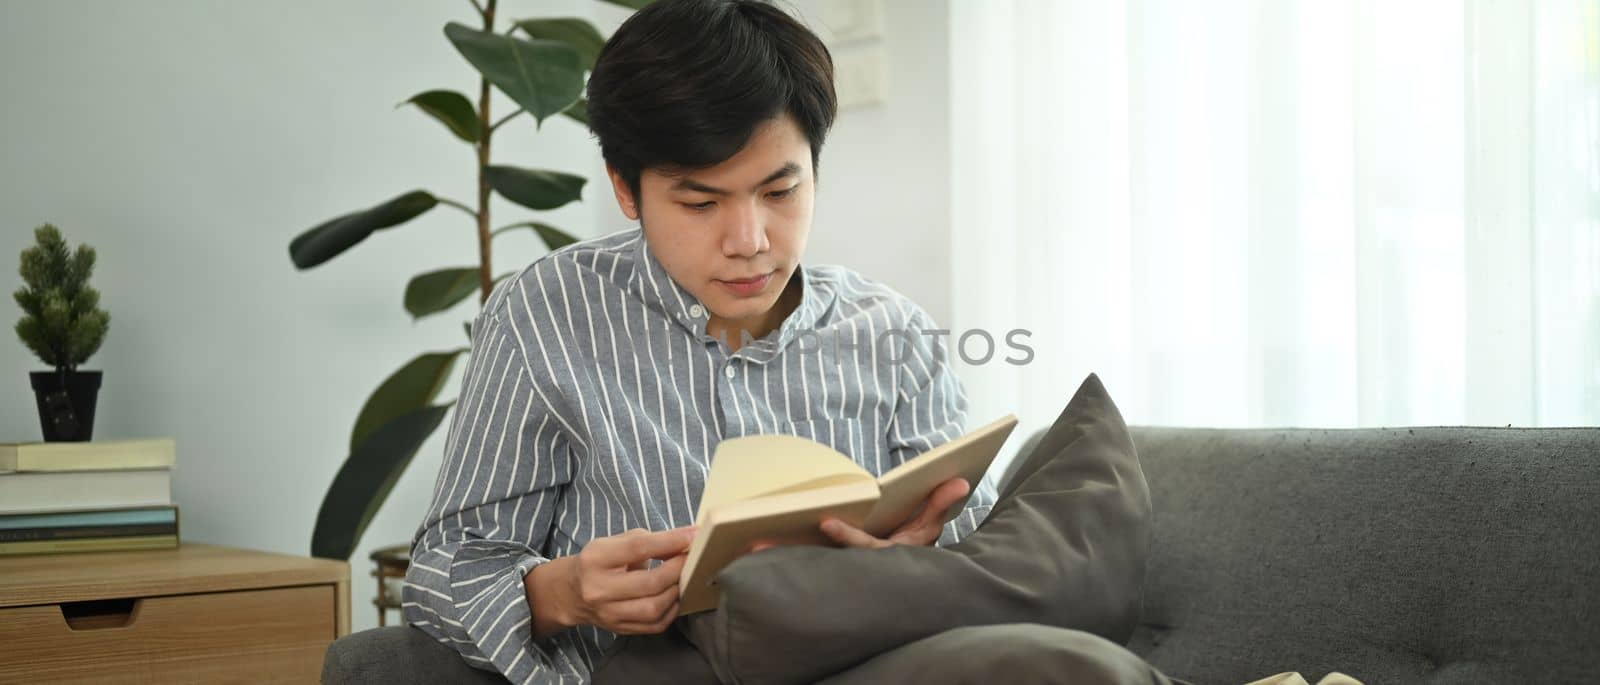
[[574, 527, 695, 611], [820, 518, 892, 549], [604, 583, 682, 635], [886, 478, 970, 546], [573, 552, 686, 634], [915, 478, 970, 529], [624, 552, 688, 597], [591, 526, 698, 568], [741, 538, 781, 555], [585, 553, 687, 603]]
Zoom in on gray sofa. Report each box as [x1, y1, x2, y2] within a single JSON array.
[[323, 426, 1600, 683]]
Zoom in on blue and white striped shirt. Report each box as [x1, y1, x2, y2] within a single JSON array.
[[402, 228, 994, 683]]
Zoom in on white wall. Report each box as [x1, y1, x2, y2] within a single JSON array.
[[791, 0, 953, 324], [0, 0, 953, 633]]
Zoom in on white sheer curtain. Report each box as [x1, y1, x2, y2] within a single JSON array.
[[948, 0, 1599, 447]]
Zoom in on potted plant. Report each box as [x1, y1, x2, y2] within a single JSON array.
[[292, 0, 651, 561], [14, 224, 111, 442]]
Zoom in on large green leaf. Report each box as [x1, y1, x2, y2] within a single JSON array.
[[485, 166, 586, 211], [493, 221, 580, 251], [561, 98, 589, 128], [444, 22, 583, 125], [349, 349, 468, 452], [598, 0, 654, 9], [405, 268, 481, 319], [289, 191, 437, 269], [515, 18, 604, 69], [400, 89, 481, 143], [312, 403, 454, 560]]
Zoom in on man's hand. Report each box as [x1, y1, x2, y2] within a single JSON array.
[[745, 477, 972, 554], [527, 526, 696, 638], [819, 477, 971, 549]]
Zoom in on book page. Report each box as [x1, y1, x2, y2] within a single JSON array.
[[695, 433, 874, 523]]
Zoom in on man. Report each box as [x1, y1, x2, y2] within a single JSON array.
[[403, 2, 1170, 683]]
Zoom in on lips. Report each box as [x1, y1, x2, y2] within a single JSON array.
[[716, 270, 775, 297]]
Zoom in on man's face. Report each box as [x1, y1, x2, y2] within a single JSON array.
[[607, 113, 814, 333]]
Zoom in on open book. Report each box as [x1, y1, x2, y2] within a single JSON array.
[[677, 414, 1018, 614]]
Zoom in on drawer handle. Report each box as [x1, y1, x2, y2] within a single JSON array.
[[60, 597, 141, 630]]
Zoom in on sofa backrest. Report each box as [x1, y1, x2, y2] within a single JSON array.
[[1120, 426, 1600, 684]]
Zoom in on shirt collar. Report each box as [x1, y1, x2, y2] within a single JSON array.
[[626, 232, 828, 360], [627, 235, 704, 334]]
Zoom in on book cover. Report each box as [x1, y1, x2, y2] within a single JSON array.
[[0, 437, 176, 472], [677, 414, 1018, 614]]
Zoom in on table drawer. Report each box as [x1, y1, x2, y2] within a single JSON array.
[[0, 584, 335, 684]]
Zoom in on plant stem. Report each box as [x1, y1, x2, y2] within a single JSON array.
[[438, 197, 477, 217], [475, 0, 499, 305], [468, 0, 484, 16], [489, 108, 525, 133]]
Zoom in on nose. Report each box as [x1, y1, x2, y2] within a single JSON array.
[[720, 200, 768, 258]]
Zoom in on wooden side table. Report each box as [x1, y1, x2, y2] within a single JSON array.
[[0, 542, 350, 683]]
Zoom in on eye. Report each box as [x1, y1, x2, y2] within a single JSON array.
[[682, 201, 715, 212], [767, 186, 798, 200]]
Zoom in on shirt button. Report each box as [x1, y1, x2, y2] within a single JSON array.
[[724, 366, 736, 379], [689, 304, 705, 318]]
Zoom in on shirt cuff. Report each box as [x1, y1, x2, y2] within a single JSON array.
[[451, 545, 571, 681], [935, 504, 992, 547]]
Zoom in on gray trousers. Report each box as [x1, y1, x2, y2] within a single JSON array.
[[592, 374, 1178, 685]]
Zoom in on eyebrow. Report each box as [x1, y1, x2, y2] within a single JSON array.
[[669, 162, 801, 196]]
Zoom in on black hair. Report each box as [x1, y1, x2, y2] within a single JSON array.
[[586, 0, 838, 202]]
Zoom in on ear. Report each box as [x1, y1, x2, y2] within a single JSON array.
[[606, 165, 640, 222]]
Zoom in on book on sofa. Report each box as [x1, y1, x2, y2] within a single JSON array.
[[678, 414, 1019, 614]]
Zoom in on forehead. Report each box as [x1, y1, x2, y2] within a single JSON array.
[[650, 114, 812, 187]]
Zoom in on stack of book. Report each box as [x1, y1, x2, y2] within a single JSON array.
[[0, 438, 180, 556]]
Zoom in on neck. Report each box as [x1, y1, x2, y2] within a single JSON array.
[[707, 271, 803, 352]]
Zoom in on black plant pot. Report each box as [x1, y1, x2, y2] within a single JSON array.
[[29, 370, 102, 442]]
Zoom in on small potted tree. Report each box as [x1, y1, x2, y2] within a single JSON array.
[[14, 224, 110, 441]]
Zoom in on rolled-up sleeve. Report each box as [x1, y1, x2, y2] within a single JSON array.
[[883, 306, 995, 547], [402, 310, 581, 683]]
